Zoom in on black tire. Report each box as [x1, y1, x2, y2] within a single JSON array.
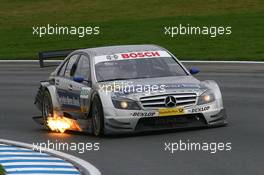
[[42, 90, 53, 129], [91, 95, 104, 137]]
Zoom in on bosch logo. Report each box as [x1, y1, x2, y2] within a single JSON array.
[[121, 51, 160, 59], [165, 96, 177, 107]]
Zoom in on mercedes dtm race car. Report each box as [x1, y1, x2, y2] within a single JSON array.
[[34, 45, 227, 136]]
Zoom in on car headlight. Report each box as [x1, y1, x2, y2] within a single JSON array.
[[197, 90, 215, 105], [112, 98, 141, 110]]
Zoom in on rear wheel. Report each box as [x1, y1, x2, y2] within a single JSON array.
[[91, 95, 104, 137], [42, 90, 53, 129]]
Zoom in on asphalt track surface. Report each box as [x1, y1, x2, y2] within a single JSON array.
[[0, 62, 263, 175]]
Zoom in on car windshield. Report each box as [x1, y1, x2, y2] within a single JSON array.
[[95, 57, 187, 82]]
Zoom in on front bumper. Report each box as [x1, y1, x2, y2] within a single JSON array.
[[104, 109, 227, 134]]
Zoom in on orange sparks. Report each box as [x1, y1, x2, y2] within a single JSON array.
[[47, 113, 82, 133]]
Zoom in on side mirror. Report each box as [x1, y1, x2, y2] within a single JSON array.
[[189, 67, 200, 75], [73, 76, 84, 83]]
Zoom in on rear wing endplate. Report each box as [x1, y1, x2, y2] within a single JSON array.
[[38, 49, 75, 67]]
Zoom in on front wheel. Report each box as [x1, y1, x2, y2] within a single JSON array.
[[91, 95, 104, 137], [42, 90, 53, 129]]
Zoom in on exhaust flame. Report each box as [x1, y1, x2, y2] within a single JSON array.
[[47, 113, 82, 133]]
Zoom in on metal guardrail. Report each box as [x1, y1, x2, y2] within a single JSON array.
[[38, 49, 75, 67]]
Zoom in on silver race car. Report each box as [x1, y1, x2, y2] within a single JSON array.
[[34, 45, 227, 136]]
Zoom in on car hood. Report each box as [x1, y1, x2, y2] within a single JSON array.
[[95, 76, 208, 100]]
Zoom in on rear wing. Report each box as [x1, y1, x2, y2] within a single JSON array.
[[38, 49, 75, 67]]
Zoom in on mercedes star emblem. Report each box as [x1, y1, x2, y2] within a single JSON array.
[[165, 96, 177, 107]]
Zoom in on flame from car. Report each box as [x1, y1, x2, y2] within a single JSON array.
[[47, 113, 82, 133]]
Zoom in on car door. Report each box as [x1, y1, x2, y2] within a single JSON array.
[[56, 54, 80, 111], [71, 54, 93, 114]]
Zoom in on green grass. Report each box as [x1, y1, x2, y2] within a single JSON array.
[[0, 0, 263, 60], [0, 165, 5, 175]]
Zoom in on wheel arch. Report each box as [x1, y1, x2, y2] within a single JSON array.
[[35, 82, 61, 112], [44, 85, 61, 111], [86, 91, 103, 118]]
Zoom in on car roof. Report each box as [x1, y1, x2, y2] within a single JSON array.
[[75, 44, 166, 57]]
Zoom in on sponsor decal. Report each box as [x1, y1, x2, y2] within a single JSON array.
[[159, 107, 185, 116], [106, 54, 119, 60], [94, 50, 171, 64], [80, 87, 90, 99], [190, 106, 210, 113], [131, 111, 156, 117], [59, 96, 80, 106], [121, 51, 160, 59]]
